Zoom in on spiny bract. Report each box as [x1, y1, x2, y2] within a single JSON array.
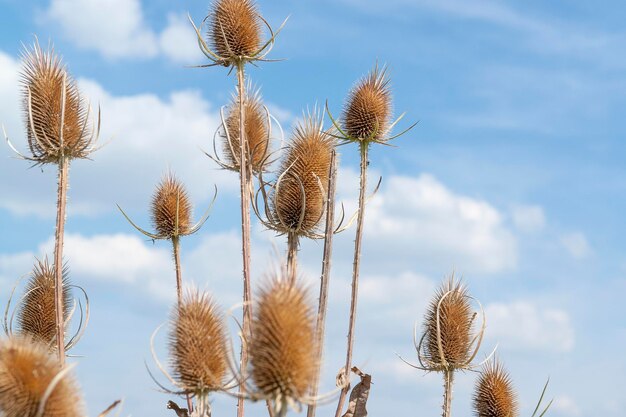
[[473, 360, 519, 417], [151, 173, 192, 238], [0, 336, 84, 417], [169, 290, 228, 393]]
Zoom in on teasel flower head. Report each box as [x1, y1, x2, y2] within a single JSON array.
[[189, 0, 288, 68], [212, 84, 274, 174], [168, 290, 228, 394], [117, 172, 215, 242], [0, 336, 85, 417], [255, 111, 335, 239], [6, 40, 100, 165], [473, 359, 519, 417], [248, 275, 318, 414], [15, 258, 72, 348], [326, 64, 415, 147]]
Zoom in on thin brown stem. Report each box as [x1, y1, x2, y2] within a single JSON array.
[[236, 62, 253, 417], [335, 144, 369, 417], [286, 231, 299, 284], [53, 156, 69, 365], [307, 150, 337, 417], [172, 237, 183, 306], [443, 369, 454, 417]]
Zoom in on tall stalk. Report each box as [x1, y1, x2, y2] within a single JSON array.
[[236, 62, 253, 417], [172, 236, 183, 305], [286, 231, 299, 283], [307, 150, 337, 417], [443, 370, 454, 417], [53, 155, 69, 365], [335, 143, 369, 417]]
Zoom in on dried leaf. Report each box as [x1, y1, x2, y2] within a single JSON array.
[[167, 400, 189, 417], [342, 367, 371, 417]]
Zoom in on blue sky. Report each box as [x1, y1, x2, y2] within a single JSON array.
[[0, 0, 624, 416]]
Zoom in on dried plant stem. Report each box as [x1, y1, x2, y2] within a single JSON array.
[[53, 156, 69, 365], [236, 62, 253, 417], [286, 232, 299, 283], [335, 144, 369, 417], [172, 237, 183, 305], [443, 369, 454, 417], [307, 150, 337, 417]]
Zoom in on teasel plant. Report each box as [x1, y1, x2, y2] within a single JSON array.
[[3, 258, 90, 356], [190, 1, 287, 415], [3, 40, 101, 365], [253, 110, 337, 282], [397, 276, 494, 417], [326, 64, 416, 416]]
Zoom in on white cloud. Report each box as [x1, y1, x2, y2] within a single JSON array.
[[560, 232, 591, 259], [159, 13, 204, 64], [511, 204, 546, 233], [485, 301, 575, 352], [553, 395, 582, 417]]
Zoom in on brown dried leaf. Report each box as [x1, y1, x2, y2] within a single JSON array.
[[342, 367, 371, 417]]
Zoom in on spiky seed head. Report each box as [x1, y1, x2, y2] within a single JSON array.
[[423, 276, 474, 369], [250, 277, 317, 403], [209, 0, 262, 60], [0, 336, 85, 417], [473, 360, 519, 417], [169, 291, 228, 393], [343, 65, 392, 142], [271, 114, 334, 235], [16, 259, 72, 348], [151, 173, 192, 238], [20, 41, 91, 163], [223, 87, 270, 173]]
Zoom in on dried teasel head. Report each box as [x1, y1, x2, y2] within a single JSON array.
[[266, 113, 334, 238], [473, 359, 519, 417], [0, 336, 85, 417], [423, 276, 475, 370], [19, 40, 96, 164], [223, 86, 271, 173], [169, 290, 228, 394], [249, 276, 317, 411], [342, 65, 392, 143], [151, 173, 193, 239], [16, 258, 71, 348], [209, 0, 262, 62]]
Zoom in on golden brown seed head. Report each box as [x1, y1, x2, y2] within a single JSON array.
[[20, 41, 91, 163], [16, 259, 72, 348], [343, 66, 392, 142], [473, 360, 518, 417], [223, 87, 270, 173], [0, 336, 85, 417], [151, 173, 192, 238], [423, 276, 474, 368], [250, 277, 317, 402], [209, 0, 262, 60], [271, 115, 334, 235], [169, 291, 228, 393]]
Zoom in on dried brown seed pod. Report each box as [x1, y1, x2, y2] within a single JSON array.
[[0, 336, 85, 417], [20, 41, 92, 163], [169, 290, 228, 393], [209, 0, 262, 60], [16, 259, 71, 348], [423, 276, 474, 368], [223, 87, 270, 173], [342, 65, 392, 142], [271, 114, 334, 236], [250, 277, 317, 404], [473, 360, 519, 417], [151, 173, 192, 238]]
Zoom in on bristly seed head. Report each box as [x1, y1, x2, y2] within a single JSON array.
[[343, 65, 392, 143], [20, 41, 92, 164], [209, 0, 262, 61], [0, 336, 85, 417], [250, 276, 317, 405], [223, 86, 270, 173], [270, 113, 334, 237], [169, 290, 228, 394], [423, 275, 474, 369], [151, 173, 192, 239], [473, 359, 519, 417], [16, 258, 72, 349]]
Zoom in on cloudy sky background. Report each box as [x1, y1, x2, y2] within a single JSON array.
[[0, 0, 625, 416]]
